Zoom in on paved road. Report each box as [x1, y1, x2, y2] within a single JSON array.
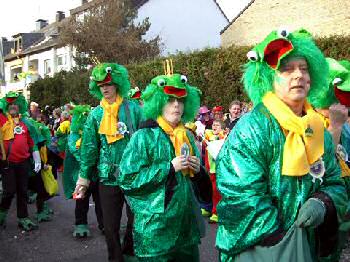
[[0, 177, 218, 262]]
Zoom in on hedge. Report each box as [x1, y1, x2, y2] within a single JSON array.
[[30, 35, 350, 110]]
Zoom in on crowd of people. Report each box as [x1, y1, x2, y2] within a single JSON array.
[[0, 27, 350, 262]]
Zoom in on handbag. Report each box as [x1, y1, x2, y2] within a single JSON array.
[[41, 165, 59, 196]]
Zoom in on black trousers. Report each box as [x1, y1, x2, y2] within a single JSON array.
[[0, 159, 30, 218], [99, 184, 134, 261], [75, 181, 103, 227], [28, 172, 51, 212]]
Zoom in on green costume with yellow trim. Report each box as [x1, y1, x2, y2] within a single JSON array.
[[216, 29, 347, 261], [118, 62, 210, 260]]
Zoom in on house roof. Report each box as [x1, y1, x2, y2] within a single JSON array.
[[220, 0, 255, 34], [213, 0, 229, 23]]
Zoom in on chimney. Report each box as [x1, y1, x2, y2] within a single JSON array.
[[56, 11, 65, 22], [36, 19, 48, 31]]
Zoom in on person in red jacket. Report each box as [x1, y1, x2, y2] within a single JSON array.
[[0, 92, 41, 231]]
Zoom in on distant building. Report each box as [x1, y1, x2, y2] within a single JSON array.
[[221, 0, 350, 47], [2, 12, 75, 98]]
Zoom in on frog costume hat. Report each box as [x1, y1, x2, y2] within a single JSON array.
[[0, 91, 28, 115], [141, 59, 201, 122], [243, 27, 328, 105], [89, 63, 130, 100], [309, 58, 350, 108]]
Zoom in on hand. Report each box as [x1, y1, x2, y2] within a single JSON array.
[[43, 164, 50, 170], [296, 198, 326, 228], [329, 103, 348, 129], [188, 156, 200, 173], [73, 177, 90, 199], [32, 151, 41, 173], [171, 156, 189, 172]]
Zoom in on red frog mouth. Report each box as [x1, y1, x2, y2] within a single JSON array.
[[97, 73, 112, 86], [164, 86, 187, 97], [132, 91, 141, 99], [334, 85, 350, 107], [264, 39, 293, 69], [6, 97, 17, 103]]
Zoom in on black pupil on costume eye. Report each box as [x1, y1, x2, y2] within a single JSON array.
[[281, 30, 287, 37]]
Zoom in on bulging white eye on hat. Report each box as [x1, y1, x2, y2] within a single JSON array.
[[90, 76, 94, 80], [247, 50, 259, 62], [105, 67, 112, 73], [157, 79, 166, 87], [278, 27, 290, 38], [332, 77, 343, 85], [180, 75, 188, 84]]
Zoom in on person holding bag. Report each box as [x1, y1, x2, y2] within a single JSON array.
[[216, 28, 347, 261], [118, 60, 211, 261]]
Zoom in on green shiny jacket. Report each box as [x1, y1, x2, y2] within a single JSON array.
[[118, 122, 201, 257], [79, 100, 142, 186], [216, 103, 347, 257]]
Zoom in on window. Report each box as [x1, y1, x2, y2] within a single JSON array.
[[57, 55, 66, 66], [44, 59, 52, 75]]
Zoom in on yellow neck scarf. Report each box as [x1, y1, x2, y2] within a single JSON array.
[[263, 92, 324, 176], [157, 116, 194, 177], [99, 95, 123, 144]]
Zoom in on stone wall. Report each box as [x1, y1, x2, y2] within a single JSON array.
[[221, 0, 350, 47]]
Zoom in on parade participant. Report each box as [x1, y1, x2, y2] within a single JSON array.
[[74, 63, 142, 261], [216, 28, 347, 261], [0, 92, 41, 231], [128, 86, 143, 106], [310, 57, 350, 259], [118, 60, 211, 261], [203, 119, 226, 223], [224, 100, 241, 131], [62, 105, 103, 237], [27, 116, 54, 222], [195, 105, 212, 139], [56, 110, 71, 153], [212, 106, 224, 121], [29, 101, 39, 119]]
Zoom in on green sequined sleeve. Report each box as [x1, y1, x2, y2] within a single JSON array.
[[216, 113, 280, 255]]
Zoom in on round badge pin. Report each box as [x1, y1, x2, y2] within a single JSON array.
[[309, 158, 325, 184]]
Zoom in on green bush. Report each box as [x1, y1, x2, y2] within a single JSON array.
[[30, 35, 350, 110]]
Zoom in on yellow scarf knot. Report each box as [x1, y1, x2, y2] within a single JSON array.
[[99, 96, 124, 144], [263, 92, 324, 176], [157, 116, 194, 177]]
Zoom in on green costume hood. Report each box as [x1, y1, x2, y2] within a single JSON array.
[[128, 87, 142, 100], [70, 105, 91, 133], [89, 63, 130, 100], [310, 58, 350, 108], [0, 91, 28, 115], [141, 65, 201, 122], [243, 28, 328, 105]]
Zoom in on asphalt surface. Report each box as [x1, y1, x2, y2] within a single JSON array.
[[0, 177, 219, 262]]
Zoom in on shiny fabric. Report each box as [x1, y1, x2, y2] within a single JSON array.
[[216, 103, 347, 258], [118, 126, 201, 257], [79, 100, 142, 186]]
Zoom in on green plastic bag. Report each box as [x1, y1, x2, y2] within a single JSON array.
[[41, 165, 59, 196], [234, 224, 313, 262]]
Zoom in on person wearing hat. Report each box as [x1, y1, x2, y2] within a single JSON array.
[[195, 105, 212, 139], [118, 61, 211, 261], [216, 28, 347, 261], [62, 105, 104, 238], [0, 92, 42, 231], [309, 58, 350, 259], [212, 106, 224, 121], [73, 63, 142, 261]]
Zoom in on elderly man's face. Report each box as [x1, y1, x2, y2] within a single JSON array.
[[162, 98, 184, 127], [274, 58, 311, 105]]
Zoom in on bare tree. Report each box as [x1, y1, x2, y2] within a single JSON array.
[[60, 0, 161, 66]]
